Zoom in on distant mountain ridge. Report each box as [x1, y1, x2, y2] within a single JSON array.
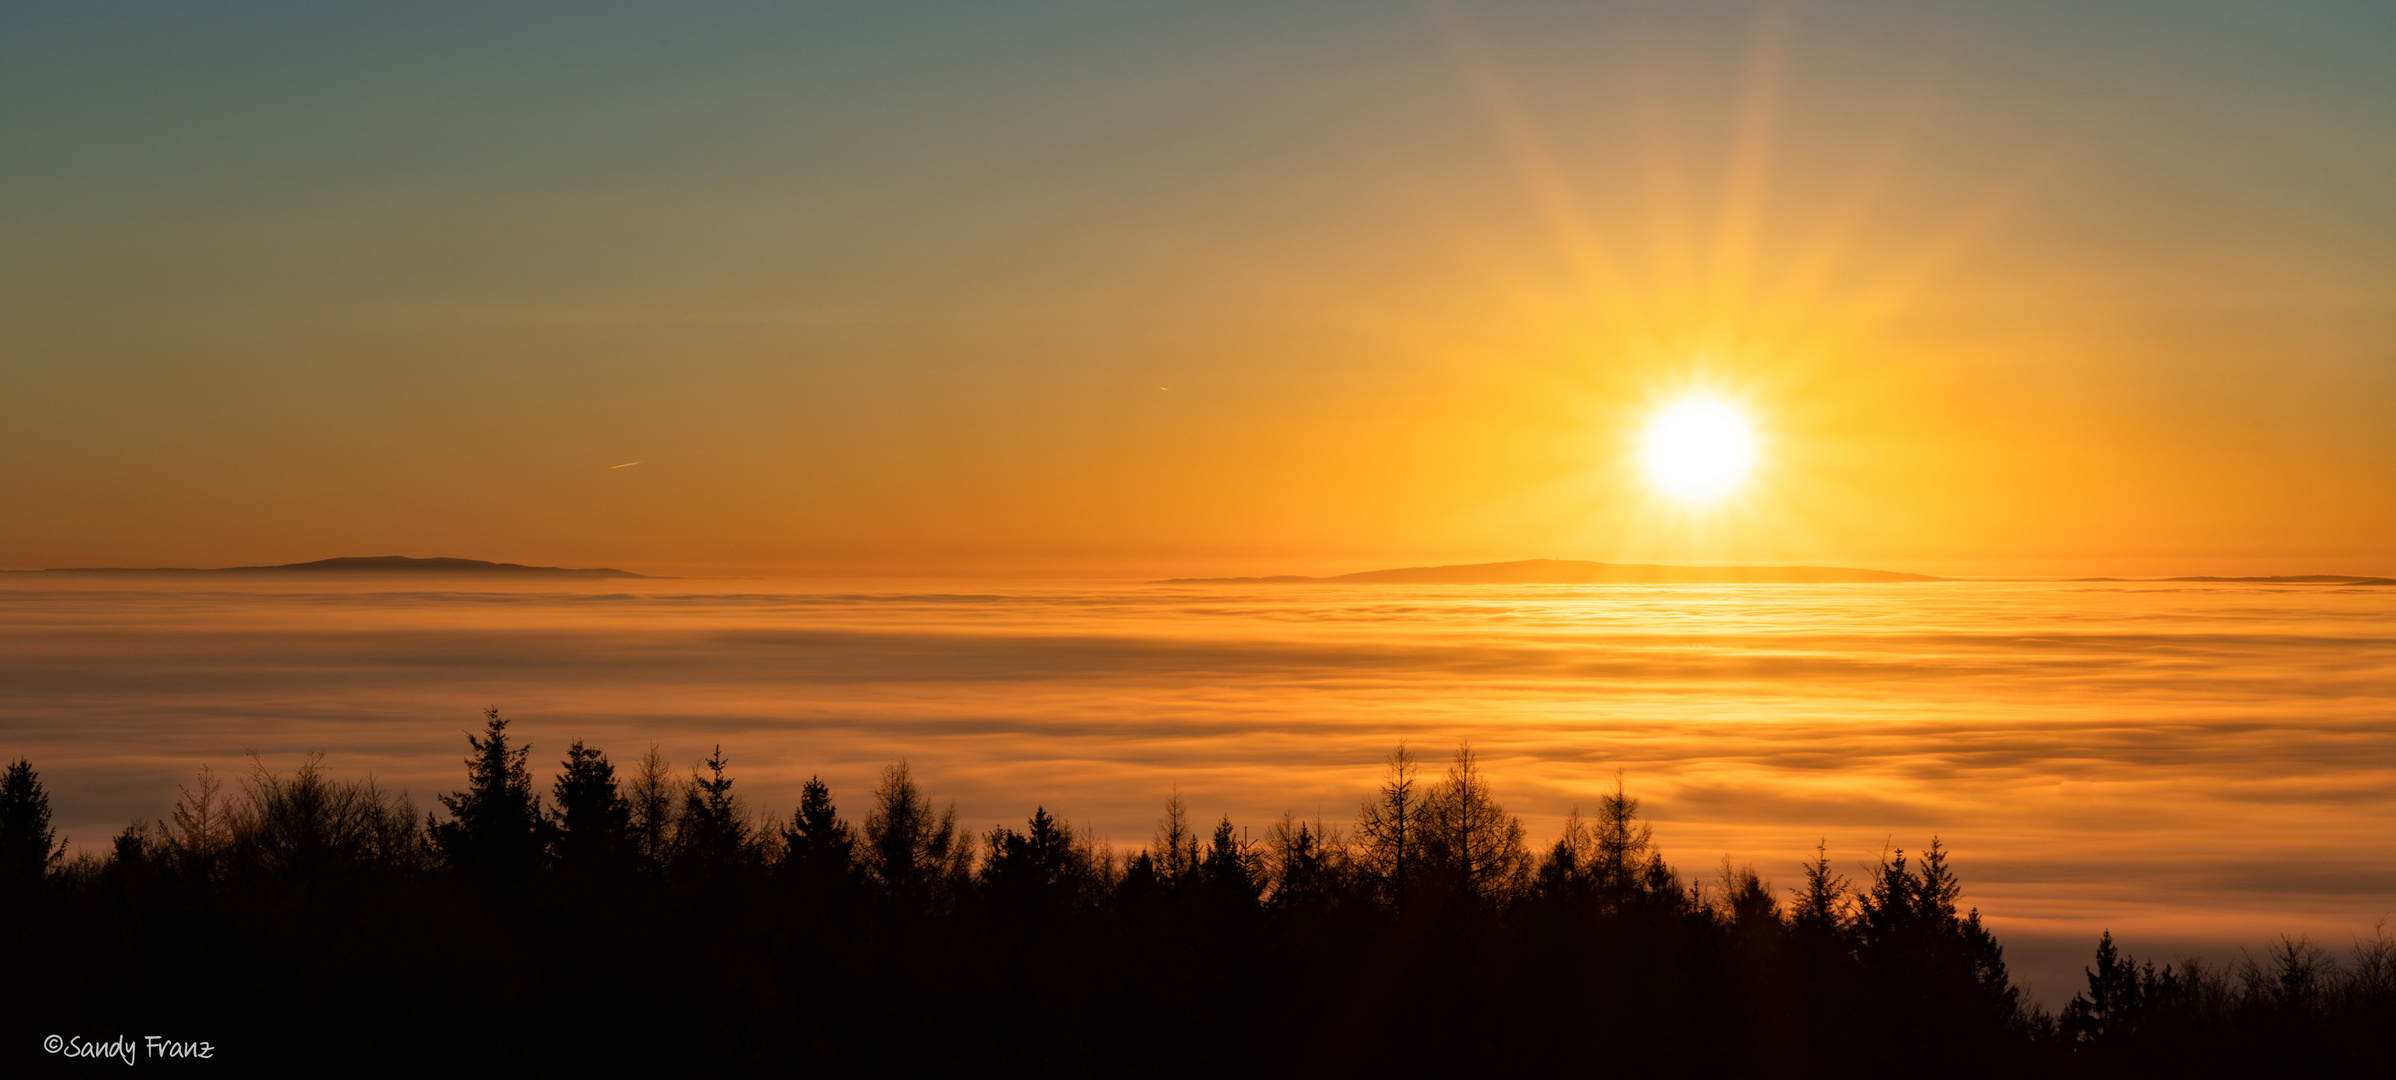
[[1163, 558, 1941, 585], [20, 555, 647, 579]]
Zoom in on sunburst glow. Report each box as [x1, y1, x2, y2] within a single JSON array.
[[1640, 396, 1757, 502]]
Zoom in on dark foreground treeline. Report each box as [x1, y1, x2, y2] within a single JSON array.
[[0, 713, 2388, 1076]]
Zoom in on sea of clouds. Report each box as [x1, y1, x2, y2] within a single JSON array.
[[2, 578, 2390, 1003]]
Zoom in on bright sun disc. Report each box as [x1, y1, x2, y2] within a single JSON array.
[[1640, 397, 1756, 502]]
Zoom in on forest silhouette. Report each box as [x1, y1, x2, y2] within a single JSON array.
[[2, 713, 2389, 1075]]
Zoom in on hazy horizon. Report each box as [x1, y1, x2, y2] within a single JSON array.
[[12, 552, 2396, 582]]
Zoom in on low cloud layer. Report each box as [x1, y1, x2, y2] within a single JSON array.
[[2, 579, 2389, 1002]]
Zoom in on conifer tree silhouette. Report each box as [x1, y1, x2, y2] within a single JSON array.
[[1718, 859, 1778, 927], [781, 775, 856, 899], [677, 745, 748, 877], [1198, 815, 1262, 913], [1857, 845, 1918, 948], [1266, 811, 1338, 915], [1852, 838, 2022, 1074], [0, 758, 62, 891], [1789, 839, 1850, 939], [863, 761, 964, 910], [1534, 807, 1598, 905], [2063, 930, 2147, 1043], [433, 708, 548, 882], [552, 740, 631, 877], [982, 806, 1081, 923]]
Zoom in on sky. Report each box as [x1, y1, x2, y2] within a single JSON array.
[[5, 1, 2394, 578]]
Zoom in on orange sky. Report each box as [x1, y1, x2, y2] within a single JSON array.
[[5, 2, 2392, 577]]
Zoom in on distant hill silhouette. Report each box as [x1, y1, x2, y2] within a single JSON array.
[[20, 555, 647, 579], [1164, 558, 1941, 585]]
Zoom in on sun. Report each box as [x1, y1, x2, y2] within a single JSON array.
[[1639, 396, 1758, 502]]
